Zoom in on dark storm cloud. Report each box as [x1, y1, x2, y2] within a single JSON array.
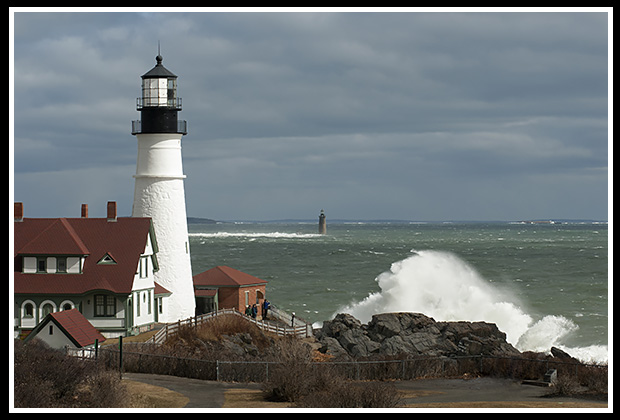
[[11, 10, 609, 220]]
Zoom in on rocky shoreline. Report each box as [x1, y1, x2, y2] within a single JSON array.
[[314, 312, 524, 360]]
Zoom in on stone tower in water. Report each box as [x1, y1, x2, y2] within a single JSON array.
[[318, 209, 327, 234], [131, 54, 195, 322]]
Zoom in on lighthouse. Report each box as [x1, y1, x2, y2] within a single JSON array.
[[131, 54, 195, 322], [318, 209, 327, 234]]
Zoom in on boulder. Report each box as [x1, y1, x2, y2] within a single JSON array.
[[315, 312, 521, 360]]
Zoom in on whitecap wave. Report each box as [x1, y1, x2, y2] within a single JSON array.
[[337, 250, 607, 363], [189, 232, 322, 240]]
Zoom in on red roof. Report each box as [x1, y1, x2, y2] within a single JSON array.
[[154, 282, 171, 296], [44, 309, 106, 347], [193, 265, 268, 288], [14, 217, 153, 296]]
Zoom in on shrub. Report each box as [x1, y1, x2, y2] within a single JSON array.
[[13, 339, 128, 408], [261, 337, 314, 402], [261, 337, 401, 407], [295, 378, 401, 408]]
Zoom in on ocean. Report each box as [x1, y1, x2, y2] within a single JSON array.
[[188, 221, 609, 364]]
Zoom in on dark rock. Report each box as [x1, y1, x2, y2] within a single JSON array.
[[221, 333, 260, 357], [315, 312, 521, 360], [550, 346, 574, 360]]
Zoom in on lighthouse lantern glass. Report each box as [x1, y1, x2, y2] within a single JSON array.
[[142, 77, 176, 107]]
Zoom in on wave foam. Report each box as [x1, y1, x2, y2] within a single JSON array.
[[338, 250, 607, 363], [189, 232, 322, 240]]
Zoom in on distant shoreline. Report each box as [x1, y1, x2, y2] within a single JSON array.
[[188, 217, 608, 225]]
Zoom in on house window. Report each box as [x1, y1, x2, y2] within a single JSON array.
[[95, 295, 116, 317], [56, 257, 67, 273], [139, 256, 149, 278], [158, 297, 163, 314], [41, 303, 54, 318], [23, 303, 34, 318], [49, 325, 54, 335], [98, 253, 117, 265], [37, 257, 46, 273]]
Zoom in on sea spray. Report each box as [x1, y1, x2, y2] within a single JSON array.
[[338, 250, 580, 355]]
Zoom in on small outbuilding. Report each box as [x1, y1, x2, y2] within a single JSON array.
[[24, 308, 106, 350], [193, 266, 268, 316]]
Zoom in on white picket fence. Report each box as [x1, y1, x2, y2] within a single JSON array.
[[147, 308, 312, 344]]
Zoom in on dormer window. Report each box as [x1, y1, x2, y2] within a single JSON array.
[[23, 256, 83, 274], [98, 253, 117, 265], [57, 257, 67, 273], [37, 257, 46, 273]]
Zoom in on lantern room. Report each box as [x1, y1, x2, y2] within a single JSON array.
[[132, 54, 187, 135]]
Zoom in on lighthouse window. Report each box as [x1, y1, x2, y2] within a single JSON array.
[[142, 78, 168, 106], [167, 79, 176, 106]]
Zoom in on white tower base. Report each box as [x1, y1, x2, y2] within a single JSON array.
[[132, 133, 195, 322]]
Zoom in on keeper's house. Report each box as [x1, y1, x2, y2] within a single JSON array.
[[13, 202, 170, 339]]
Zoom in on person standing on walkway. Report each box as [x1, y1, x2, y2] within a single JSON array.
[[262, 299, 270, 319]]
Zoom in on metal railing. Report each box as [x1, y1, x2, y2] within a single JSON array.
[[136, 97, 182, 110]]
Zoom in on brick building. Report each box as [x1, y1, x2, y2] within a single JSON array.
[[193, 266, 268, 316]]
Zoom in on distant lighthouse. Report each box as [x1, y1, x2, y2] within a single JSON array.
[[318, 209, 327, 234], [131, 53, 195, 322]]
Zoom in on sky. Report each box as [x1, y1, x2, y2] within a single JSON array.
[[10, 9, 611, 222]]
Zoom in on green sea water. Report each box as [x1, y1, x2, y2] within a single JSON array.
[[188, 222, 608, 363]]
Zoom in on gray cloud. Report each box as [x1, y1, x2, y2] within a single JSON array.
[[12, 10, 609, 221]]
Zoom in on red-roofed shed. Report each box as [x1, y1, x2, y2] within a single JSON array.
[[24, 309, 106, 349]]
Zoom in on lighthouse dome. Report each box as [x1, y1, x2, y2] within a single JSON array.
[[141, 54, 177, 79]]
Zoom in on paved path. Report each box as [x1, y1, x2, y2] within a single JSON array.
[[124, 372, 262, 408], [396, 377, 556, 404], [123, 372, 605, 409]]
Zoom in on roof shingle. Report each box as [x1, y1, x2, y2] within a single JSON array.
[[193, 265, 268, 288]]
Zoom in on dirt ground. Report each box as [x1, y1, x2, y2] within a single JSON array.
[[123, 372, 608, 410]]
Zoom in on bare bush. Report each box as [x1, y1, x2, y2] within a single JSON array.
[[13, 339, 128, 408], [295, 379, 401, 408], [261, 337, 315, 402], [261, 337, 401, 407]]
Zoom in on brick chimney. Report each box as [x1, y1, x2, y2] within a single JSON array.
[[107, 201, 117, 222], [81, 204, 89, 218], [14, 202, 23, 222]]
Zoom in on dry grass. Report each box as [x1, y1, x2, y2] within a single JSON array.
[[122, 380, 189, 408], [222, 389, 291, 408], [403, 401, 608, 408], [102, 329, 159, 347]]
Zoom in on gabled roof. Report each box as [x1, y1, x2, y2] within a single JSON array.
[[154, 282, 171, 296], [18, 218, 89, 255], [14, 217, 154, 296], [193, 265, 268, 288], [26, 308, 106, 348]]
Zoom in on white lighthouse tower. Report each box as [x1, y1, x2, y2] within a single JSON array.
[[131, 54, 195, 322]]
